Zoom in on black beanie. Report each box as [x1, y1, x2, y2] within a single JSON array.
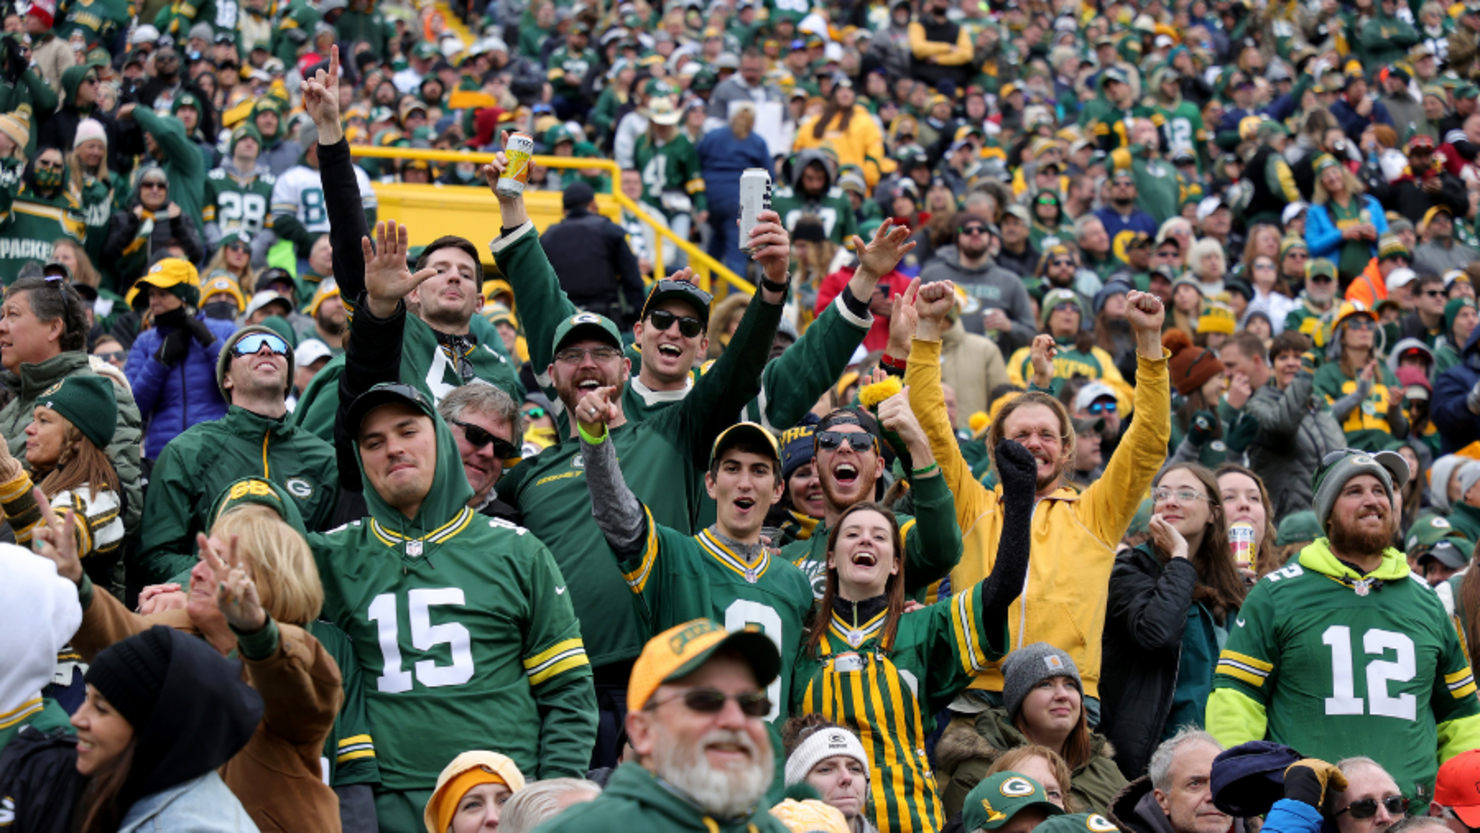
[[85, 625, 174, 731]]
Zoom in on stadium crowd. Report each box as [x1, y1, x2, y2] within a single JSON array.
[[7, 0, 1480, 828]]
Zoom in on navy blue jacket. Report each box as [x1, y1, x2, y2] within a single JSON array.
[[1433, 324, 1480, 454]]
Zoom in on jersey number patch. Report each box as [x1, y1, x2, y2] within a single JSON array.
[[725, 599, 782, 721], [1322, 625, 1417, 720], [368, 589, 475, 692]]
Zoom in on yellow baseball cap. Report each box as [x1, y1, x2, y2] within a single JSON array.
[[629, 619, 781, 712], [710, 421, 779, 467], [127, 258, 200, 309]]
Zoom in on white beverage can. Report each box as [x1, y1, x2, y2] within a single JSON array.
[[496, 132, 535, 198], [1229, 521, 1256, 570], [738, 168, 772, 254]]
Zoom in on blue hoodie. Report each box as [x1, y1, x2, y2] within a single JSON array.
[[1432, 323, 1480, 454]]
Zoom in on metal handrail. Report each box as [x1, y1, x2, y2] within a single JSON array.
[[347, 145, 753, 296]]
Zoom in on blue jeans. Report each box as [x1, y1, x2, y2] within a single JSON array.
[[706, 203, 750, 278]]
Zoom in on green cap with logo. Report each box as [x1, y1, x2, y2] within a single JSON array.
[[1407, 513, 1475, 554], [962, 773, 1065, 831], [551, 311, 623, 354], [1033, 813, 1119, 833]]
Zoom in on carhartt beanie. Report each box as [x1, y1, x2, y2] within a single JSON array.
[[1002, 642, 1081, 722]]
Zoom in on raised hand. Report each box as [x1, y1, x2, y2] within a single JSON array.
[[886, 277, 922, 357], [212, 536, 266, 634], [575, 385, 620, 440], [361, 219, 436, 318], [914, 280, 956, 339], [1149, 514, 1189, 560], [747, 209, 790, 289], [137, 583, 187, 614], [1124, 290, 1166, 334], [850, 220, 916, 279], [1029, 334, 1057, 388], [301, 45, 342, 141], [1227, 372, 1253, 409], [32, 488, 81, 584], [876, 387, 932, 466]]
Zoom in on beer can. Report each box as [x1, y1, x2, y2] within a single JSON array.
[[1229, 521, 1255, 570], [738, 168, 772, 254], [496, 132, 535, 198]]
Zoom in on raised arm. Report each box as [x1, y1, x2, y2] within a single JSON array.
[[876, 388, 963, 596], [302, 47, 370, 305]]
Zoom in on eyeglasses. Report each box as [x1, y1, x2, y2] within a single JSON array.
[[141, 180, 167, 190], [815, 430, 879, 454], [451, 419, 520, 458], [1253, 262, 1276, 271], [1337, 797, 1408, 820], [648, 687, 772, 718], [1153, 486, 1210, 503], [647, 309, 704, 338], [1086, 400, 1117, 415], [960, 226, 988, 235], [231, 332, 290, 357], [1286, 251, 1309, 259], [555, 345, 623, 364]]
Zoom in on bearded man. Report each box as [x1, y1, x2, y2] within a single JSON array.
[[537, 619, 790, 833], [1207, 451, 1480, 802]]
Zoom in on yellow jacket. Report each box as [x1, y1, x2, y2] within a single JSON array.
[[906, 338, 1171, 698], [793, 105, 894, 187]]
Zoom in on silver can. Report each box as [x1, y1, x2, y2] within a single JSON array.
[[738, 168, 772, 254], [496, 132, 535, 199]]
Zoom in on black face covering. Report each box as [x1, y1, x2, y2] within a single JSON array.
[[202, 300, 238, 320]]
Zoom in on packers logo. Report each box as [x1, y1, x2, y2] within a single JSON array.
[[285, 478, 313, 499], [979, 799, 1007, 824], [668, 619, 722, 654], [40, 381, 63, 396], [1353, 455, 1374, 466], [1086, 814, 1117, 832], [999, 776, 1037, 797], [228, 479, 278, 501], [570, 312, 602, 325], [571, 454, 585, 469], [1112, 230, 1141, 264], [1432, 517, 1452, 529]]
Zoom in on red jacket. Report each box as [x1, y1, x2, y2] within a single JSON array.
[[816, 266, 910, 353]]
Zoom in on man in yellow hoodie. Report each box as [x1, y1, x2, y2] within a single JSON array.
[[903, 278, 1170, 724]]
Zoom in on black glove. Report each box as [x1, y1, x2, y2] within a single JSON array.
[[184, 316, 215, 347], [2, 38, 25, 84], [980, 440, 1037, 618], [154, 330, 190, 365], [1283, 759, 1347, 809], [152, 306, 189, 330]]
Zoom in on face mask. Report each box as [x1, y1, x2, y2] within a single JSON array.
[[33, 168, 63, 188], [454, 166, 476, 182], [203, 300, 239, 320]]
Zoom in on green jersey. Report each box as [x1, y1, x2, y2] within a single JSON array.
[[1081, 100, 1134, 152], [765, 0, 810, 24], [1284, 300, 1338, 348], [56, 0, 131, 48], [547, 46, 598, 99], [1208, 540, 1480, 799], [783, 474, 962, 602], [204, 166, 276, 239], [76, 171, 124, 290], [1141, 99, 1207, 171], [633, 132, 708, 218], [0, 170, 86, 284], [1313, 362, 1401, 451], [0, 697, 71, 752], [307, 620, 380, 788], [793, 584, 1010, 833], [770, 185, 858, 246]]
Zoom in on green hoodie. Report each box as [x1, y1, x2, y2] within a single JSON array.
[[1207, 538, 1480, 800], [131, 107, 206, 240], [307, 402, 597, 791], [134, 405, 339, 586], [536, 763, 791, 833]]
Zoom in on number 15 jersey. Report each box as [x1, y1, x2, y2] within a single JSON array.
[[1208, 539, 1480, 798]]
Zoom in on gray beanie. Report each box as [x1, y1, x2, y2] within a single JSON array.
[[1002, 642, 1081, 722], [1457, 462, 1480, 506], [217, 325, 296, 402], [1310, 450, 1409, 533], [1430, 455, 1468, 514]]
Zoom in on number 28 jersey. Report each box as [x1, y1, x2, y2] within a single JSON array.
[[1211, 543, 1480, 798], [204, 167, 274, 238]]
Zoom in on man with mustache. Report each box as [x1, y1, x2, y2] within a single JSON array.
[[1207, 450, 1480, 801], [537, 619, 788, 833]]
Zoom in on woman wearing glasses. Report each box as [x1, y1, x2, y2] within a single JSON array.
[[1099, 463, 1246, 779], [102, 165, 204, 285], [792, 439, 1034, 833], [1313, 303, 1408, 451]]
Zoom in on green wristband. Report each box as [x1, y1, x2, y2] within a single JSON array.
[[577, 422, 608, 445]]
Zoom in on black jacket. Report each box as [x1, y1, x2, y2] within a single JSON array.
[[1107, 777, 1174, 833], [539, 208, 644, 328], [1098, 544, 1199, 780], [1373, 172, 1470, 226], [0, 727, 86, 833]]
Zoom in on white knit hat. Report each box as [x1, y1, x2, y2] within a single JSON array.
[[784, 726, 870, 786], [74, 117, 107, 149]]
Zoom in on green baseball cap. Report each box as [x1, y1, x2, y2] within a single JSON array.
[[1275, 510, 1322, 547], [962, 773, 1065, 832], [1407, 513, 1474, 553], [1033, 813, 1120, 833], [551, 311, 623, 354]]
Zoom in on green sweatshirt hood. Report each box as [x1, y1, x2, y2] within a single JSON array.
[[61, 64, 94, 108], [249, 99, 283, 142], [602, 763, 768, 831], [355, 405, 473, 536], [1298, 537, 1411, 581], [208, 476, 310, 538]]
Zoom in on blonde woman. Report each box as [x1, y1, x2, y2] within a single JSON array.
[[204, 231, 258, 292], [1305, 153, 1387, 282]]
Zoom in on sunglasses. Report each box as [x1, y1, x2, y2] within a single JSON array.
[[524, 406, 546, 419], [1346, 317, 1378, 330], [94, 350, 126, 363], [451, 419, 520, 458], [141, 180, 167, 190], [1051, 258, 1073, 267], [1337, 797, 1408, 820], [649, 687, 772, 717], [1086, 400, 1117, 415], [231, 332, 290, 357], [960, 226, 988, 235], [1424, 289, 1446, 297], [648, 309, 704, 338], [815, 430, 879, 454], [227, 242, 249, 253], [1309, 274, 1335, 283]]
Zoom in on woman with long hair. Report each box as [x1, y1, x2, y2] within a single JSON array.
[[1238, 224, 1281, 276], [1216, 463, 1279, 579], [67, 119, 124, 288], [937, 641, 1127, 816], [1311, 303, 1407, 450], [0, 375, 122, 586], [1099, 463, 1247, 778], [35, 484, 347, 833], [791, 440, 1035, 833], [203, 231, 258, 293], [1306, 154, 1387, 283], [1168, 277, 1204, 338], [794, 78, 889, 187], [1029, 190, 1073, 251]]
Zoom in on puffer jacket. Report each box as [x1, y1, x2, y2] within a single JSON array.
[[1232, 368, 1345, 518], [1433, 325, 1480, 454], [935, 708, 1127, 818], [123, 313, 237, 459], [906, 340, 1171, 701]]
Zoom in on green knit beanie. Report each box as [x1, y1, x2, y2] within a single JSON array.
[[36, 375, 117, 450]]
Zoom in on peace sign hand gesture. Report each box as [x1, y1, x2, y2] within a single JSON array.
[[200, 532, 266, 634]]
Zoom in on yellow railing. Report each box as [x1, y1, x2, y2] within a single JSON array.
[[348, 145, 752, 297]]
